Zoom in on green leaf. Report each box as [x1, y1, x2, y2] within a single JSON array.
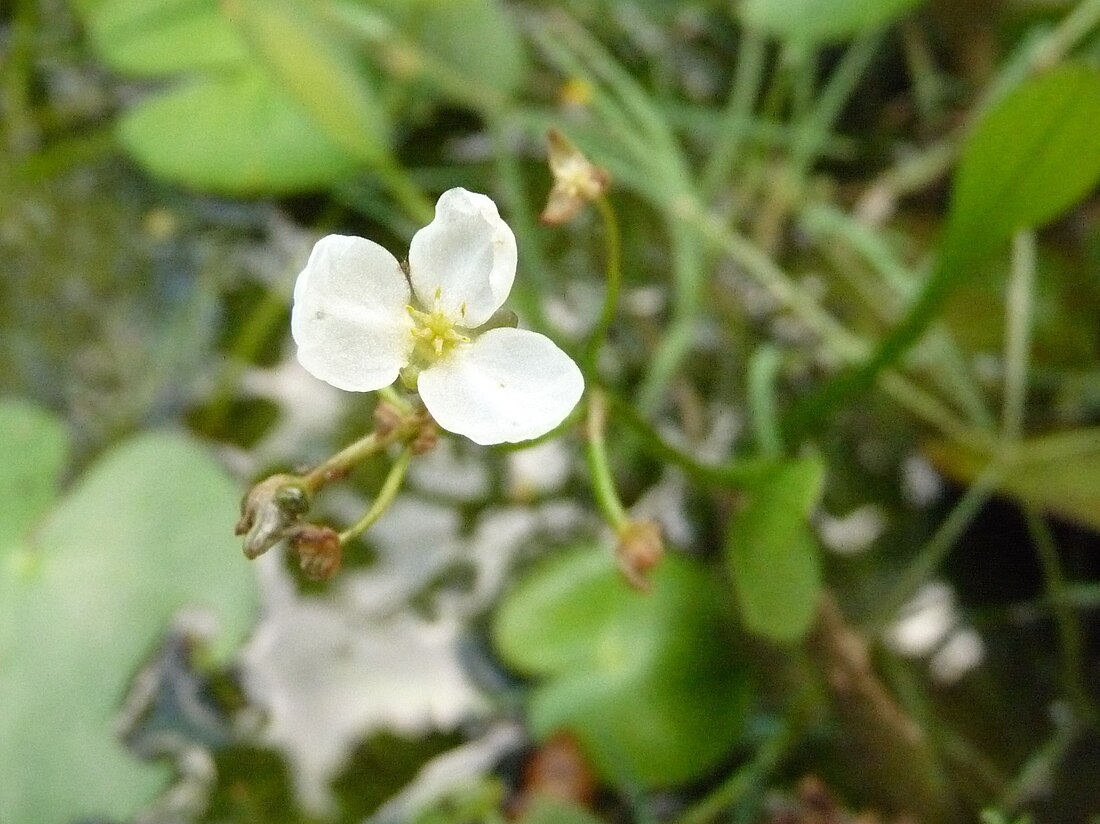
[[925, 430, 1100, 533], [740, 0, 924, 43], [0, 400, 67, 554], [725, 457, 824, 643], [391, 0, 527, 99], [228, 0, 391, 165], [0, 431, 257, 824], [943, 64, 1100, 265], [81, 0, 250, 76], [117, 67, 361, 194], [518, 796, 606, 824], [783, 66, 1100, 441], [493, 547, 750, 787]]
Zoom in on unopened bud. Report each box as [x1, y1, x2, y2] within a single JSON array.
[[289, 524, 342, 581], [541, 128, 611, 225], [615, 519, 663, 592], [235, 474, 310, 560]]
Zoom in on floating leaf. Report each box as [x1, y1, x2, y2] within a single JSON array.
[[0, 421, 257, 824], [740, 0, 924, 43], [81, 0, 250, 76], [117, 67, 361, 194], [0, 400, 67, 552], [725, 457, 824, 643], [925, 429, 1100, 533], [493, 547, 750, 787], [228, 0, 391, 165]]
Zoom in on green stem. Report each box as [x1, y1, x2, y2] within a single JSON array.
[[1001, 231, 1037, 443], [582, 196, 623, 373], [1024, 507, 1097, 723], [339, 445, 413, 544], [748, 345, 784, 457], [872, 461, 1002, 629], [790, 31, 882, 179], [701, 27, 768, 197], [585, 390, 629, 531], [605, 393, 774, 489], [301, 427, 403, 493]]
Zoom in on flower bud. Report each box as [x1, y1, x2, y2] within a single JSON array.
[[615, 519, 664, 592], [289, 524, 342, 581], [235, 474, 310, 560], [540, 128, 611, 225]]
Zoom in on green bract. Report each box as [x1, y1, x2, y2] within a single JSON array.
[[493, 546, 751, 787], [0, 401, 257, 824]]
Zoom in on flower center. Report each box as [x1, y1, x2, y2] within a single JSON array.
[[407, 304, 470, 362]]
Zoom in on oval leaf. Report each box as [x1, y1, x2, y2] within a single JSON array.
[[228, 0, 391, 165], [0, 432, 257, 824], [944, 64, 1100, 264], [0, 400, 67, 553], [725, 457, 825, 643], [117, 68, 361, 194], [84, 0, 250, 76], [740, 0, 924, 43], [493, 546, 750, 787]]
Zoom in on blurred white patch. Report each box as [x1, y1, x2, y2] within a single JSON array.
[[367, 724, 524, 824], [506, 440, 572, 501], [929, 627, 985, 685], [407, 438, 491, 501], [240, 493, 585, 813], [622, 285, 666, 318], [884, 581, 984, 684], [241, 550, 487, 814], [817, 505, 887, 556], [902, 454, 944, 507], [630, 470, 694, 547], [886, 582, 956, 657]]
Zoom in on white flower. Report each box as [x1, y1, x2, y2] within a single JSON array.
[[291, 187, 584, 445]]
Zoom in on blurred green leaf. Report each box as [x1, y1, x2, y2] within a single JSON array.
[[725, 457, 824, 643], [228, 0, 391, 165], [493, 547, 750, 787], [926, 429, 1100, 532], [117, 67, 361, 194], [0, 424, 257, 824], [79, 0, 250, 76], [784, 66, 1100, 440], [518, 795, 605, 824], [379, 0, 526, 99], [943, 64, 1100, 266], [739, 0, 924, 43], [0, 400, 67, 553]]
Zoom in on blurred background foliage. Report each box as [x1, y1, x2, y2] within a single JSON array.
[[3, 0, 1100, 823]]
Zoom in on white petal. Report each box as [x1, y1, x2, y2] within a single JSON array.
[[408, 188, 517, 328], [291, 234, 414, 392], [418, 328, 584, 445]]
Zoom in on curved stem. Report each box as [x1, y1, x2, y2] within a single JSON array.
[[339, 445, 414, 544], [585, 389, 629, 531]]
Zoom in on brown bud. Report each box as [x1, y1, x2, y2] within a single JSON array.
[[289, 524, 342, 581], [235, 474, 310, 560], [540, 128, 611, 225], [615, 519, 664, 592]]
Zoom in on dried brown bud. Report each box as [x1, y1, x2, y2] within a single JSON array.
[[540, 128, 611, 225], [289, 524, 342, 581], [615, 519, 664, 592], [235, 474, 310, 560], [373, 400, 406, 438]]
